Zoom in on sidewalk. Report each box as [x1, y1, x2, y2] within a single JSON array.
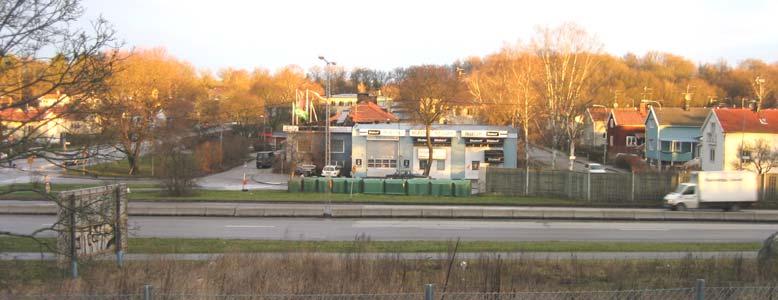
[[2, 200, 777, 222]]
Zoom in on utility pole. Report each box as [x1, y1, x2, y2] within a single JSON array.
[[319, 56, 336, 166], [753, 75, 766, 112]]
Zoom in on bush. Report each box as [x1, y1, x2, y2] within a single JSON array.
[[156, 141, 197, 196]]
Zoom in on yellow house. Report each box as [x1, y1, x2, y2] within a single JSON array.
[[699, 108, 778, 173]]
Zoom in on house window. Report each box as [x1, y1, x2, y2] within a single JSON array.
[[681, 142, 692, 153], [741, 149, 752, 163], [648, 139, 655, 151], [367, 159, 376, 168], [609, 136, 614, 146], [471, 161, 480, 170], [672, 141, 682, 153], [331, 139, 344, 153], [648, 121, 654, 129], [710, 149, 715, 162], [436, 160, 445, 170], [708, 122, 717, 143], [661, 141, 672, 152], [626, 136, 637, 147]]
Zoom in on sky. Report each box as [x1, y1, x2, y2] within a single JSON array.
[[80, 0, 778, 73]]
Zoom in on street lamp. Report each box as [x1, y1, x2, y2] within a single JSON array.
[[318, 56, 336, 167]]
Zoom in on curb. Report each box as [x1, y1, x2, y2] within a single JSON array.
[[2, 203, 777, 223]]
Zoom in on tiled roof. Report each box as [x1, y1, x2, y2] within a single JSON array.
[[714, 108, 778, 134], [653, 107, 709, 126], [329, 101, 397, 124], [0, 108, 46, 122], [611, 108, 647, 126], [587, 107, 611, 123]]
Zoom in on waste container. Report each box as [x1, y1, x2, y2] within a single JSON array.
[[287, 178, 302, 192], [452, 180, 472, 197], [363, 179, 384, 194], [302, 177, 318, 193], [384, 179, 406, 195], [330, 178, 347, 193], [318, 177, 335, 193], [430, 180, 454, 196], [344, 178, 363, 194], [407, 178, 431, 196]]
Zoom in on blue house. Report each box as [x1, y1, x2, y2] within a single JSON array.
[[644, 106, 709, 169]]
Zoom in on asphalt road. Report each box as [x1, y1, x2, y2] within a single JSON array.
[[3, 215, 776, 242]]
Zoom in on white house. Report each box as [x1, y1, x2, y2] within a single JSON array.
[[699, 108, 778, 173]]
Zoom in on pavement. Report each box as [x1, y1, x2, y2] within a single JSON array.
[[3, 215, 776, 242], [0, 251, 757, 261], [2, 201, 777, 223], [195, 162, 288, 190], [527, 144, 626, 173]]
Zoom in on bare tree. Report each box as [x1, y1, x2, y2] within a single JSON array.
[[532, 23, 602, 170], [468, 45, 538, 194], [0, 0, 120, 168], [398, 65, 461, 176], [734, 139, 778, 174]]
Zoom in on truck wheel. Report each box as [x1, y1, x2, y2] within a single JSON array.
[[728, 204, 741, 212], [675, 203, 687, 211]]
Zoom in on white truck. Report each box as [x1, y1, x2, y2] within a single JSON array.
[[664, 171, 758, 211]]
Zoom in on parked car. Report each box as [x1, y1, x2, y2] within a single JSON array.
[[664, 171, 757, 211], [585, 163, 606, 173], [321, 165, 341, 177], [295, 164, 318, 177], [255, 151, 274, 168], [385, 170, 428, 179]]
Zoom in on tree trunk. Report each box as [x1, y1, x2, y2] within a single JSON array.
[[424, 124, 433, 177], [524, 121, 530, 196], [569, 139, 576, 171], [127, 154, 137, 176]]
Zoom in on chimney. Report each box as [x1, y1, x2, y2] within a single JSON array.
[[639, 102, 648, 115]]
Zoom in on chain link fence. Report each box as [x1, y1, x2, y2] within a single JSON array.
[[10, 281, 778, 300]]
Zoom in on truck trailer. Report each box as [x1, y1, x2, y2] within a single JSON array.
[[664, 171, 758, 211]]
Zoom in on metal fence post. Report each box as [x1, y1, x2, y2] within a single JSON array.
[[143, 284, 153, 300], [695, 279, 705, 300], [424, 284, 434, 300]]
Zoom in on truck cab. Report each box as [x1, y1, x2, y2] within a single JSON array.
[[664, 183, 698, 210]]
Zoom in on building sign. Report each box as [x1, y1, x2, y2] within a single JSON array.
[[413, 137, 451, 146], [464, 138, 504, 146], [417, 148, 447, 160], [282, 125, 299, 132], [409, 129, 456, 137], [461, 130, 508, 138], [484, 150, 505, 163], [358, 128, 405, 137]]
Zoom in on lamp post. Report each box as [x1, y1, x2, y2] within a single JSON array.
[[318, 56, 336, 167]]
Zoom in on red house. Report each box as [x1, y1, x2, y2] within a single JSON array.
[[606, 104, 649, 158]]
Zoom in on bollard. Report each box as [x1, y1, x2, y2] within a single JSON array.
[[695, 279, 705, 300], [424, 284, 434, 300], [143, 284, 153, 300]]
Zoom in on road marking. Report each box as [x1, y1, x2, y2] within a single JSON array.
[[619, 228, 669, 231], [224, 225, 275, 228]]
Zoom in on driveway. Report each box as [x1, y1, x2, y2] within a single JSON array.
[[195, 159, 287, 190]]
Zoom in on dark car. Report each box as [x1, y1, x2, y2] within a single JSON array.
[[385, 170, 428, 179], [256, 151, 274, 168]]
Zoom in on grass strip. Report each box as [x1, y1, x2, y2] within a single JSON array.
[[0, 237, 760, 253]]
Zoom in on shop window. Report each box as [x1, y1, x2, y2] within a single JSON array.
[[419, 159, 429, 170], [390, 160, 397, 168], [367, 159, 376, 168], [436, 160, 445, 170], [472, 161, 480, 170]]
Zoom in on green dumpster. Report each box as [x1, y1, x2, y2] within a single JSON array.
[[430, 180, 454, 196], [287, 178, 302, 192], [363, 179, 384, 194], [318, 177, 335, 193], [452, 180, 472, 197], [407, 178, 431, 195], [302, 177, 318, 193], [330, 178, 347, 193], [344, 178, 363, 194], [384, 179, 406, 195]]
